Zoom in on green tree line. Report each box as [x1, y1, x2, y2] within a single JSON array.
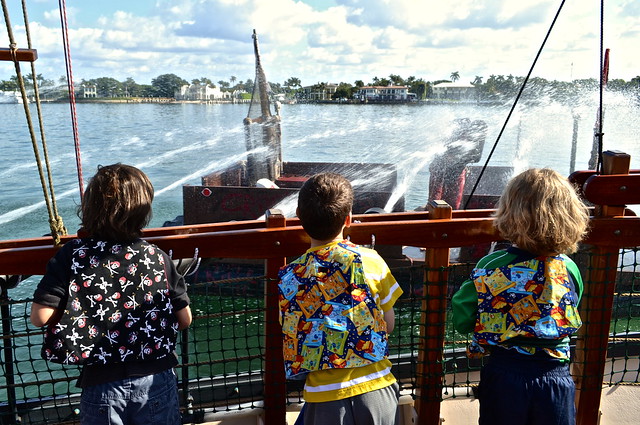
[[2, 72, 640, 103], [0, 73, 257, 99], [300, 73, 640, 103]]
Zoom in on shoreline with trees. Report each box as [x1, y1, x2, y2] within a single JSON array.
[[2, 71, 639, 105]]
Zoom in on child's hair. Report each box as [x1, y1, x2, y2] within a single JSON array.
[[494, 168, 589, 255], [79, 163, 154, 241], [297, 173, 354, 241]]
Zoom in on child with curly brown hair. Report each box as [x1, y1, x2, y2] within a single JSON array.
[[31, 163, 192, 425], [452, 168, 590, 425]]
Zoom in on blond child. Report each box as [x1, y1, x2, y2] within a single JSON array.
[[452, 168, 590, 425]]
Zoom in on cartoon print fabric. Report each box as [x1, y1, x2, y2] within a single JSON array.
[[42, 238, 179, 365], [278, 241, 388, 379], [469, 255, 582, 359]]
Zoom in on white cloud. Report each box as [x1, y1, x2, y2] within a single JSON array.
[[0, 0, 637, 86]]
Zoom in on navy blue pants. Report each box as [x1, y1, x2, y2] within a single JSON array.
[[478, 349, 576, 425]]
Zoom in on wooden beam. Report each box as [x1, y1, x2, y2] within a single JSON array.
[[568, 167, 639, 199], [0, 217, 497, 275], [414, 200, 451, 425], [0, 48, 38, 62], [574, 151, 632, 425], [263, 209, 288, 424], [0, 210, 500, 251], [582, 174, 640, 206], [1, 214, 639, 276]]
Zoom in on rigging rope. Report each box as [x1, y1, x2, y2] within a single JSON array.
[[21, 0, 67, 242], [1, 0, 67, 244], [58, 0, 84, 197], [587, 1, 608, 172], [463, 0, 568, 209], [596, 0, 606, 173]]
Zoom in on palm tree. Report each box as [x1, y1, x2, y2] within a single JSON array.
[[284, 77, 301, 89], [450, 71, 460, 82], [388, 74, 404, 85]]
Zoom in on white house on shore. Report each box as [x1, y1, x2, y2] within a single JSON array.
[[81, 84, 97, 98], [175, 84, 232, 101], [354, 85, 413, 101], [431, 82, 477, 101], [301, 83, 339, 101]]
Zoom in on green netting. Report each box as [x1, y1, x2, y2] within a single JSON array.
[[1, 247, 639, 423]]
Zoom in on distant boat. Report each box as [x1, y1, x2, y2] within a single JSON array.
[[0, 90, 26, 104]]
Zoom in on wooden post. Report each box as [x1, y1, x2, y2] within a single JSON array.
[[414, 200, 452, 424], [263, 209, 287, 424], [574, 151, 631, 425]]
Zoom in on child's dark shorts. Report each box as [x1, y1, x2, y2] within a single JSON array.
[[478, 347, 576, 425]]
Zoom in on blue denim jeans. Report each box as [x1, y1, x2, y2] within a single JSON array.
[[80, 368, 181, 425]]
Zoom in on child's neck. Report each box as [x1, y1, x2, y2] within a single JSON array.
[[309, 232, 344, 248], [512, 244, 558, 257]]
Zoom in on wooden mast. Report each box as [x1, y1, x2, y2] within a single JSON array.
[[243, 30, 282, 186]]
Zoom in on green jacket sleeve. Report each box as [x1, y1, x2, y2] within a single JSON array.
[[565, 257, 584, 303], [451, 279, 478, 334]]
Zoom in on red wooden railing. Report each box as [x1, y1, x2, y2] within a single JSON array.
[[0, 152, 639, 424]]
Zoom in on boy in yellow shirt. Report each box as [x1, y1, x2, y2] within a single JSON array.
[[278, 172, 403, 424]]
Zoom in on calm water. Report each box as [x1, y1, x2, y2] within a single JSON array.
[[2, 97, 640, 244]]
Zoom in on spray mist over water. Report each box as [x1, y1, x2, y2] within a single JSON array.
[[0, 134, 245, 228], [155, 147, 267, 196], [0, 152, 76, 179], [385, 146, 446, 212], [119, 136, 144, 147], [287, 122, 369, 148], [135, 136, 222, 170], [256, 193, 299, 220], [3, 99, 640, 241], [0, 187, 78, 226]]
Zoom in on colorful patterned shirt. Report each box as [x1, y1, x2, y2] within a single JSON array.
[[452, 247, 583, 361], [278, 240, 403, 402]]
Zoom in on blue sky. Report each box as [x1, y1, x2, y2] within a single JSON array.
[[1, 0, 638, 86]]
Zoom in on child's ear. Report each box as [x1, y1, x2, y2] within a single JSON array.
[[344, 213, 352, 228], [295, 207, 300, 218]]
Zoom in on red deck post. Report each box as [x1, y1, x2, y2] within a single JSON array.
[[574, 151, 631, 425], [263, 209, 288, 424], [414, 200, 451, 424]]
